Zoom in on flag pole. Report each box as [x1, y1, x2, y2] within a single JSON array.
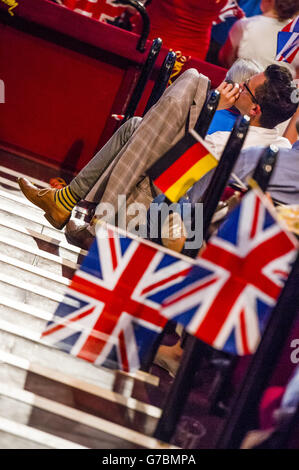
[[207, 145, 279, 415], [142, 51, 176, 116], [123, 38, 162, 122], [251, 144, 279, 192], [216, 251, 299, 449], [154, 115, 250, 442], [194, 89, 221, 137], [182, 114, 250, 256]]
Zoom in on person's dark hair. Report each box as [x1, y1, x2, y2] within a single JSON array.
[[255, 64, 298, 128], [274, 0, 299, 21]]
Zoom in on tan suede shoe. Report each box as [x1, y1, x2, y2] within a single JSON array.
[[18, 178, 71, 229]]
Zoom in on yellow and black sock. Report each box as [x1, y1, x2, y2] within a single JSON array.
[[54, 186, 80, 212]]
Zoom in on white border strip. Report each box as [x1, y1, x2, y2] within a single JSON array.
[[0, 385, 177, 449], [0, 350, 161, 419], [117, 370, 159, 386], [0, 416, 87, 449]]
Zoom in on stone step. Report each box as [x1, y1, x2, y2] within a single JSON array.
[[0, 303, 50, 334], [0, 165, 49, 188], [0, 350, 160, 435], [0, 385, 173, 449], [0, 232, 79, 269], [0, 321, 159, 393], [0, 165, 163, 448], [0, 416, 88, 449], [0, 252, 71, 286], [0, 217, 87, 256], [0, 321, 117, 390]]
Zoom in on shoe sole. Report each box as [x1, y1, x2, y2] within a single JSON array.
[[64, 229, 94, 251], [44, 213, 70, 231]]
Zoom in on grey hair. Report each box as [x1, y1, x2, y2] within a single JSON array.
[[225, 58, 264, 84]]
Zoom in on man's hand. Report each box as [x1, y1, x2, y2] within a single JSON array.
[[216, 81, 240, 110]]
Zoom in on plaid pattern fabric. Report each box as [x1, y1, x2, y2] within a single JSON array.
[[94, 69, 210, 217]]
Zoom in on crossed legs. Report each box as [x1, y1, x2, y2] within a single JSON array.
[[18, 117, 142, 236]]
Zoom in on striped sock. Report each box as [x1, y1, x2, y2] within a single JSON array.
[[54, 186, 80, 212]]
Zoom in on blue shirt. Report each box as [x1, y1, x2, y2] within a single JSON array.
[[207, 108, 239, 135]]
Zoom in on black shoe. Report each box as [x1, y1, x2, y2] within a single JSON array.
[[65, 219, 95, 251]]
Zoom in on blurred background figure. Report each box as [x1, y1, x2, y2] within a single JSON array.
[[218, 0, 299, 77], [135, 0, 228, 60], [207, 0, 261, 64]]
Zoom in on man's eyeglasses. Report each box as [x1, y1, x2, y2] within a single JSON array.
[[243, 79, 259, 105]]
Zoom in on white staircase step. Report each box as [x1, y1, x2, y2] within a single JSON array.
[[0, 233, 78, 269], [0, 166, 49, 188], [0, 350, 161, 419], [0, 385, 174, 449], [0, 416, 88, 449], [0, 218, 87, 256], [0, 164, 162, 448]]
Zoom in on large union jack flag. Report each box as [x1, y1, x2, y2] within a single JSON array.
[[276, 16, 299, 64], [41, 224, 194, 371], [162, 190, 298, 355]]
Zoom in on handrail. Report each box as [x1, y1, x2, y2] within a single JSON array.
[[123, 37, 162, 122], [142, 51, 176, 115]]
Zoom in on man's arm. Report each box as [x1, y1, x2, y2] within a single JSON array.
[[283, 108, 299, 145], [217, 81, 240, 109]]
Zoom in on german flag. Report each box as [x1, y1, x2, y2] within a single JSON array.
[[147, 130, 218, 202]]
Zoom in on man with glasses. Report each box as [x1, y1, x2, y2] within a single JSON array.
[[205, 64, 296, 157]]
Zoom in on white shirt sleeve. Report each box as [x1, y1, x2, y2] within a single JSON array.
[[205, 131, 231, 159]]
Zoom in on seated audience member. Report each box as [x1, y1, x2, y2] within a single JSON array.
[[241, 363, 299, 448], [208, 0, 262, 64], [142, 0, 228, 60], [206, 64, 296, 155], [207, 58, 263, 134], [219, 0, 299, 77], [189, 140, 299, 205], [17, 64, 297, 251]]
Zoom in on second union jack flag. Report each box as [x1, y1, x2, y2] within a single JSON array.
[[162, 189, 298, 356], [276, 16, 299, 64], [41, 224, 194, 372]]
